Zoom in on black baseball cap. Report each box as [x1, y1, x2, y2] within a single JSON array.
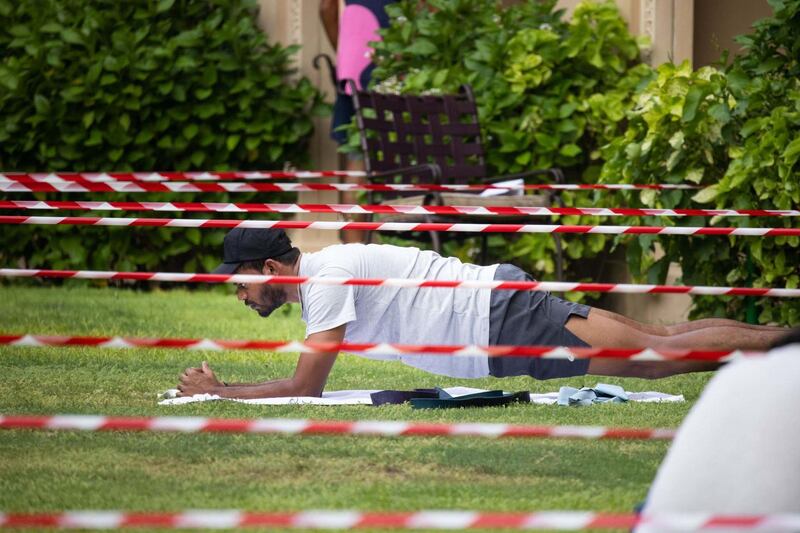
[[212, 227, 293, 274]]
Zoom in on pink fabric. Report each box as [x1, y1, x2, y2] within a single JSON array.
[[336, 4, 381, 92]]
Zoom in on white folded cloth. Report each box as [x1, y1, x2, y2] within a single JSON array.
[[159, 386, 683, 406]]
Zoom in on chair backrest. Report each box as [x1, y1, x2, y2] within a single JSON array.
[[349, 81, 488, 184]]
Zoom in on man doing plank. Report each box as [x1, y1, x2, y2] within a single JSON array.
[[176, 228, 787, 398]]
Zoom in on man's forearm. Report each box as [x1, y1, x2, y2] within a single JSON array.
[[212, 377, 315, 399], [199, 339, 340, 400]]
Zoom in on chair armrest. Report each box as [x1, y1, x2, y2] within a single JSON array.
[[482, 167, 565, 184], [367, 163, 442, 184]]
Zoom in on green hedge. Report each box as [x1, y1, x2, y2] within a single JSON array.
[[600, 0, 800, 325], [0, 0, 324, 274], [343, 0, 651, 294], [355, 0, 797, 324]]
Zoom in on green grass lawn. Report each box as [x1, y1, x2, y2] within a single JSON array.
[[0, 285, 714, 525]]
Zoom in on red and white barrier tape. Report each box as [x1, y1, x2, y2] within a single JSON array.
[[0, 178, 698, 193], [0, 172, 701, 192], [0, 333, 760, 361], [2, 200, 797, 218], [0, 414, 676, 440], [2, 215, 798, 236], [0, 171, 367, 182], [1, 510, 798, 530], [3, 269, 798, 297]]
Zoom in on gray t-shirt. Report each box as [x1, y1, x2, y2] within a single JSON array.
[[298, 243, 498, 378]]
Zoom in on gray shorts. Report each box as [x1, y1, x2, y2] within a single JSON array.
[[488, 264, 592, 380]]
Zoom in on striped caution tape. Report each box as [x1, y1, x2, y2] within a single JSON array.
[[0, 414, 676, 440], [2, 215, 798, 236], [2, 269, 797, 297], [0, 171, 367, 181], [0, 178, 700, 193], [1, 199, 797, 218], [1, 510, 799, 530], [0, 333, 761, 361]]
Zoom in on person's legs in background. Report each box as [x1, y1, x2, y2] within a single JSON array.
[[340, 153, 367, 244]]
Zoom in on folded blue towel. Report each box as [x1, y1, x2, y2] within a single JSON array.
[[557, 383, 629, 406]]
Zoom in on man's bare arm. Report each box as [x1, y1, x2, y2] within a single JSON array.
[[177, 325, 345, 399], [319, 0, 339, 50]]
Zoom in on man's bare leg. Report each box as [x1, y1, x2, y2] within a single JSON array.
[[588, 308, 667, 335], [565, 308, 788, 379], [341, 157, 367, 244], [664, 318, 788, 334], [589, 308, 787, 336]]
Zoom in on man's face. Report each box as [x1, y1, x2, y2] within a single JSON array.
[[235, 266, 287, 318]]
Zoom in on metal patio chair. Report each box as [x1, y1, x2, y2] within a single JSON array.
[[347, 80, 565, 277]]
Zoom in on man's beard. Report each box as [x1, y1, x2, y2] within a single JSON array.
[[247, 285, 287, 318], [257, 308, 276, 318]]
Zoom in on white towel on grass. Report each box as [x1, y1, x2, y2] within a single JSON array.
[[528, 391, 684, 405], [159, 387, 683, 406]]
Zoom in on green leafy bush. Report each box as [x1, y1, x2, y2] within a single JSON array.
[[345, 0, 651, 287], [0, 0, 324, 274], [599, 0, 800, 325]]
